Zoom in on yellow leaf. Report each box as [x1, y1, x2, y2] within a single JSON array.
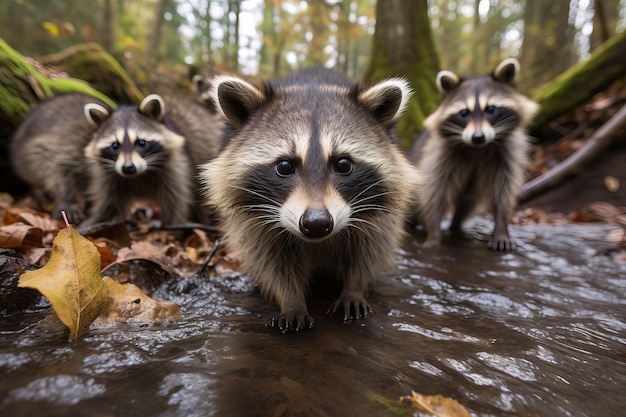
[[399, 391, 472, 417], [42, 21, 60, 37], [18, 226, 108, 340], [95, 277, 182, 325]]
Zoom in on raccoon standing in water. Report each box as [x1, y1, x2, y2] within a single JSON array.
[[82, 94, 223, 226], [201, 69, 420, 332], [410, 58, 539, 250], [9, 93, 113, 223]]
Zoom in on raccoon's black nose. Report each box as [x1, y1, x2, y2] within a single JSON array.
[[299, 208, 333, 238], [122, 162, 137, 175], [472, 132, 486, 145]]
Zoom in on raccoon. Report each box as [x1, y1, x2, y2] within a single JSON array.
[[191, 73, 216, 113], [82, 93, 223, 226], [409, 58, 539, 250], [201, 69, 420, 332], [9, 93, 113, 223]]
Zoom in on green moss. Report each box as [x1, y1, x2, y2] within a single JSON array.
[[531, 31, 626, 130], [0, 37, 116, 129], [41, 42, 143, 103]]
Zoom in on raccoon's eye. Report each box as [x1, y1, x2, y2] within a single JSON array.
[[459, 109, 470, 117], [136, 139, 146, 147], [111, 142, 120, 150], [275, 160, 295, 177], [334, 158, 353, 175], [485, 105, 496, 113]]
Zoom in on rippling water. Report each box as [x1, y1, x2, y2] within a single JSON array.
[[1, 218, 625, 417]]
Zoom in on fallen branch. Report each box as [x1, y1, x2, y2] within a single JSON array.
[[519, 103, 626, 204]]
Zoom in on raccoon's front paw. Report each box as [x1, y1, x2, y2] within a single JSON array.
[[327, 292, 372, 322], [268, 312, 314, 333], [488, 235, 515, 251]]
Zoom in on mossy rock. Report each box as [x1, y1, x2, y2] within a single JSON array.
[[41, 42, 143, 105]]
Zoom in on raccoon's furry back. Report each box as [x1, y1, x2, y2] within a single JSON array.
[[9, 93, 113, 221]]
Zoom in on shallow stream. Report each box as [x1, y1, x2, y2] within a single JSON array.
[[1, 218, 625, 416]]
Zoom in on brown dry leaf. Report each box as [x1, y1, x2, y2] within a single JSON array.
[[399, 391, 471, 417], [20, 247, 50, 266], [4, 207, 61, 232], [94, 277, 182, 325], [0, 223, 44, 248], [113, 240, 199, 278], [17, 225, 109, 340], [569, 201, 623, 223]]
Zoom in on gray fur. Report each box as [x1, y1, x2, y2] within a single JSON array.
[[9, 93, 112, 223], [201, 69, 421, 332], [82, 94, 223, 226], [409, 58, 539, 250]]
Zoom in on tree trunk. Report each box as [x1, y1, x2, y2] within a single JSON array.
[[521, 0, 575, 88], [144, 0, 168, 70], [364, 0, 440, 147], [590, 0, 619, 52], [101, 0, 115, 53], [531, 30, 626, 135], [308, 0, 329, 66]]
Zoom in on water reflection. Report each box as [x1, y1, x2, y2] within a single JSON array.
[[1, 219, 625, 416]]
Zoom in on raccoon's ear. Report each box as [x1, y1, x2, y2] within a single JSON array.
[[191, 74, 204, 87], [84, 103, 111, 127], [436, 70, 461, 94], [139, 94, 166, 121], [492, 58, 519, 84], [358, 78, 413, 125], [210, 75, 266, 128], [192, 74, 206, 90]]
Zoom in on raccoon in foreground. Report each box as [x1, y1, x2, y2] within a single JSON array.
[[409, 58, 539, 250], [82, 93, 223, 227], [9, 93, 113, 223], [201, 69, 421, 332]]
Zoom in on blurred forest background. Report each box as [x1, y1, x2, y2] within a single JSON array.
[[2, 0, 624, 88], [1, 0, 626, 211]]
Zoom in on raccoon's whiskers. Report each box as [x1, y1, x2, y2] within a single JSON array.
[[230, 184, 284, 208]]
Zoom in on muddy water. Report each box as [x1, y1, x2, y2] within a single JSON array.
[[1, 218, 625, 417]]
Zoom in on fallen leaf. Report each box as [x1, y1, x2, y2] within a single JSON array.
[[569, 201, 623, 223], [19, 247, 50, 266], [4, 207, 61, 232], [111, 240, 200, 278], [18, 225, 109, 340], [399, 391, 471, 417], [94, 277, 181, 325], [0, 223, 44, 248]]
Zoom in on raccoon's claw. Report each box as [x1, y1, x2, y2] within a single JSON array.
[[488, 235, 515, 251], [327, 295, 372, 322], [268, 313, 314, 333]]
